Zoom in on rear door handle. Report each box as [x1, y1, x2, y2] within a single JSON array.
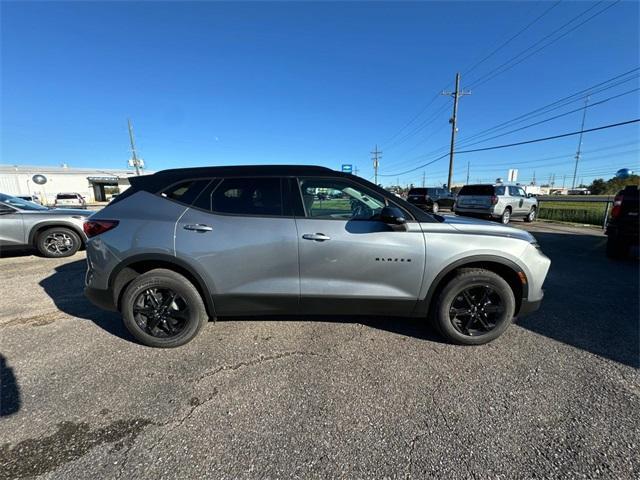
[[302, 233, 331, 242], [183, 224, 213, 232]]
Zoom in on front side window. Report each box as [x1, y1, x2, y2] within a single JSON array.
[[508, 186, 525, 197], [298, 178, 386, 220], [207, 177, 283, 216]]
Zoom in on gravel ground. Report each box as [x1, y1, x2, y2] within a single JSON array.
[[0, 221, 638, 479]]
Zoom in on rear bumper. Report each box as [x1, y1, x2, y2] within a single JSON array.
[[517, 293, 543, 317], [84, 286, 117, 311]]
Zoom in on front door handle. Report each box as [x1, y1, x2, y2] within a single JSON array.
[[183, 224, 213, 232], [302, 233, 331, 242]]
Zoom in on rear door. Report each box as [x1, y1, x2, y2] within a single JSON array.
[[174, 177, 300, 315], [294, 177, 426, 315]]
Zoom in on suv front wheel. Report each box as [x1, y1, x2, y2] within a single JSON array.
[[433, 268, 516, 345], [120, 269, 208, 348]]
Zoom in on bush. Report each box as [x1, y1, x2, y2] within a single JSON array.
[[538, 206, 607, 225]]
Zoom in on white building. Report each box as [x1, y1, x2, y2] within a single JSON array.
[[0, 164, 150, 204]]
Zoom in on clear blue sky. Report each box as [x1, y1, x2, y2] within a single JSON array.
[[2, 1, 639, 187]]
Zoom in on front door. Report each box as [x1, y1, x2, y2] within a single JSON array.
[[174, 177, 300, 315], [0, 205, 25, 246], [508, 186, 528, 216], [294, 177, 426, 316]]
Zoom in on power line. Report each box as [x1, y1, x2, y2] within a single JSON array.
[[379, 118, 640, 177], [462, 0, 563, 77], [378, 0, 566, 151], [457, 87, 639, 150], [457, 119, 639, 154], [457, 68, 639, 146], [466, 1, 620, 90], [383, 68, 639, 173]]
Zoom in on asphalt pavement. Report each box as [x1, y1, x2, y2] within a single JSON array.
[[1, 221, 638, 479]]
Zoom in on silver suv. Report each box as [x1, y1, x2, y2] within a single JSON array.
[[84, 166, 550, 348], [454, 184, 538, 224], [0, 193, 90, 257]]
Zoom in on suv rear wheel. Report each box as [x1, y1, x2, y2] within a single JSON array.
[[499, 207, 511, 224], [120, 269, 208, 348], [433, 268, 516, 345], [37, 227, 81, 258]]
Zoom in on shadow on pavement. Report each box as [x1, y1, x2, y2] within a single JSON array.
[[0, 354, 21, 417], [38, 232, 639, 366], [39, 260, 135, 343], [516, 230, 639, 368], [0, 247, 37, 259]]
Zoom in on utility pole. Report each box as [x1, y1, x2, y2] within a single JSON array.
[[562, 174, 566, 189], [128, 118, 142, 176], [572, 96, 590, 189], [422, 171, 426, 188], [532, 171, 537, 185], [354, 166, 359, 176], [371, 145, 382, 185], [442, 73, 470, 190], [465, 161, 470, 185]]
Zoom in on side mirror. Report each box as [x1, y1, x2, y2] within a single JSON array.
[[380, 206, 406, 225]]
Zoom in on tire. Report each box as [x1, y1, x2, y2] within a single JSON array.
[[433, 268, 516, 345], [431, 202, 440, 214], [606, 236, 627, 259], [524, 206, 536, 223], [120, 269, 208, 348], [499, 207, 511, 224], [36, 227, 82, 258]]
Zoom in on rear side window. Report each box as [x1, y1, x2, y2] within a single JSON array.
[[56, 194, 79, 199], [198, 177, 283, 216], [161, 180, 211, 205], [458, 185, 494, 196]]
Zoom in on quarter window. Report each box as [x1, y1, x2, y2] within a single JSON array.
[[298, 178, 386, 220], [161, 180, 211, 205]]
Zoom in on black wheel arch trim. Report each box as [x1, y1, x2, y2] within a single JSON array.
[[29, 221, 86, 246], [415, 254, 529, 317], [108, 253, 216, 318]]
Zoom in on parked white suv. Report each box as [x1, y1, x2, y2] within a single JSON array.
[[54, 193, 86, 209], [454, 184, 538, 224]]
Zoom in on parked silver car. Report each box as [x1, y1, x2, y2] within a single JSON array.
[[0, 193, 90, 257], [84, 166, 550, 348], [454, 183, 538, 224]]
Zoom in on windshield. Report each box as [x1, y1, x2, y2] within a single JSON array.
[[0, 193, 49, 211], [458, 185, 495, 196], [408, 188, 427, 195]]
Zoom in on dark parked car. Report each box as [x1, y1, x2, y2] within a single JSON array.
[[406, 187, 455, 213], [605, 185, 639, 258]]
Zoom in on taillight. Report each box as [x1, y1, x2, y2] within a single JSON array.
[[83, 220, 119, 238], [610, 194, 623, 218], [490, 195, 498, 205]]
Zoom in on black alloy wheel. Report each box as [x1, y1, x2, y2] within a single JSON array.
[[448, 285, 505, 337], [132, 287, 190, 338]]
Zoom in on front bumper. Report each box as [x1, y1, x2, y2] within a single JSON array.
[[517, 292, 543, 317], [84, 286, 117, 311]]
